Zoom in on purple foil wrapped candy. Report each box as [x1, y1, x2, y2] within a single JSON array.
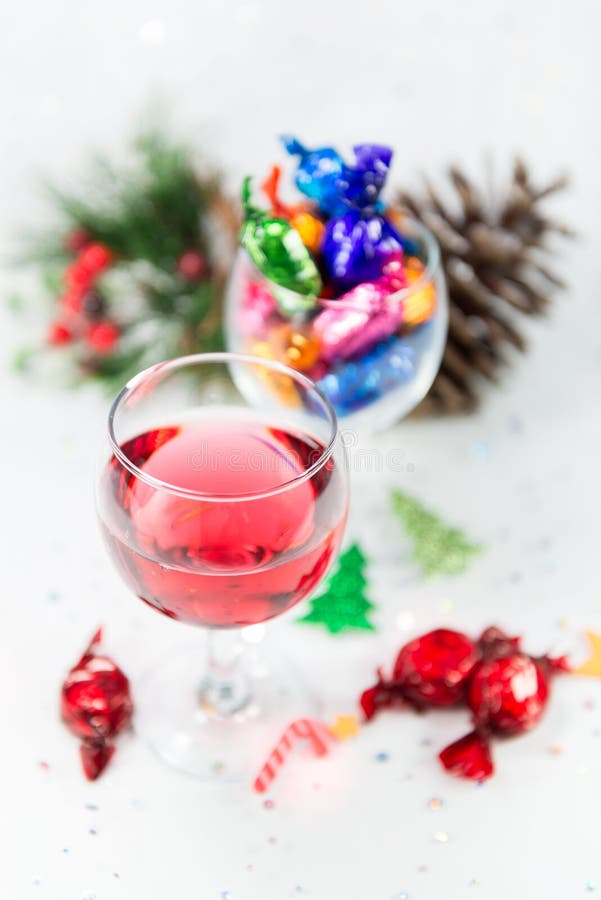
[[322, 209, 406, 292], [312, 281, 403, 363], [337, 144, 393, 211]]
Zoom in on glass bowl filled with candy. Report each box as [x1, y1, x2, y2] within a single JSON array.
[[225, 138, 448, 431]]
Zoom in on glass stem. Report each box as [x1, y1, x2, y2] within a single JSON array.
[[199, 629, 250, 717]]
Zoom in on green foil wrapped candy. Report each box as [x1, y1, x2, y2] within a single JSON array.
[[240, 177, 322, 311]]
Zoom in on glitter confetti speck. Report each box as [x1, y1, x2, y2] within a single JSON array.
[[470, 440, 492, 463], [212, 761, 226, 775], [418, 865, 429, 873], [263, 799, 274, 810], [507, 414, 524, 434], [85, 803, 98, 811], [434, 830, 449, 843], [548, 744, 563, 756], [375, 752, 390, 763], [32, 878, 41, 887], [220, 892, 232, 900], [428, 797, 443, 810], [586, 883, 596, 893], [39, 761, 49, 770], [268, 836, 277, 845], [328, 713, 360, 741]]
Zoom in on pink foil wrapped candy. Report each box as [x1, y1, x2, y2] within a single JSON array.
[[311, 255, 408, 363], [238, 276, 278, 337]]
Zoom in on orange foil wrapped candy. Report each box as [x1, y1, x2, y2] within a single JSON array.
[[248, 340, 302, 407], [403, 256, 437, 328], [265, 323, 322, 372], [262, 165, 325, 254]]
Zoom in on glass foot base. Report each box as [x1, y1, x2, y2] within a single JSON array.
[[132, 642, 319, 781]]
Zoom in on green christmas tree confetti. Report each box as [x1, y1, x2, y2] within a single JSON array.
[[298, 543, 376, 635], [391, 489, 482, 578]]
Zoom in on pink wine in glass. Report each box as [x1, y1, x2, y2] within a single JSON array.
[[99, 415, 347, 628]]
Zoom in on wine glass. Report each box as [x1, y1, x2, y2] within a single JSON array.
[[96, 352, 348, 779]]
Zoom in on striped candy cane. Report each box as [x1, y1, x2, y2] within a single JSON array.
[[253, 718, 332, 793]]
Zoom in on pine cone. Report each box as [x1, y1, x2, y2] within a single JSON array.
[[397, 160, 572, 414]]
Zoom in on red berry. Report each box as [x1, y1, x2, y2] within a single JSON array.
[[86, 321, 120, 354], [65, 263, 94, 292], [177, 250, 207, 281], [78, 242, 113, 274], [47, 322, 73, 345], [61, 289, 85, 314], [65, 227, 91, 253]]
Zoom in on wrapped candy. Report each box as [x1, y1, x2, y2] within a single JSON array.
[[323, 208, 406, 293], [320, 143, 408, 292], [403, 255, 437, 328], [311, 251, 409, 363], [240, 177, 322, 301], [316, 336, 416, 414], [312, 283, 402, 363], [336, 143, 393, 211], [360, 629, 480, 720], [281, 135, 346, 218], [248, 339, 302, 407], [262, 323, 322, 372], [60, 629, 133, 780], [261, 165, 325, 254], [237, 274, 279, 337], [439, 628, 569, 781]]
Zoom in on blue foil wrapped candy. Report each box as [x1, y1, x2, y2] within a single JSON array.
[[280, 136, 346, 218], [316, 337, 416, 414]]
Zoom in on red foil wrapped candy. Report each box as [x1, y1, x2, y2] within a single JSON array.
[[439, 629, 569, 781], [360, 628, 480, 720], [61, 629, 133, 780]]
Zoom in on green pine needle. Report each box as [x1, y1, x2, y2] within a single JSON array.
[[11, 125, 230, 391], [391, 489, 482, 578]]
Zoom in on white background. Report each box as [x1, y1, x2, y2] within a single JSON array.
[[1, 1, 601, 898]]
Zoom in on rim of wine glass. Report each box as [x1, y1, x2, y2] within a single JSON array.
[[107, 351, 341, 502], [240, 211, 441, 304]]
